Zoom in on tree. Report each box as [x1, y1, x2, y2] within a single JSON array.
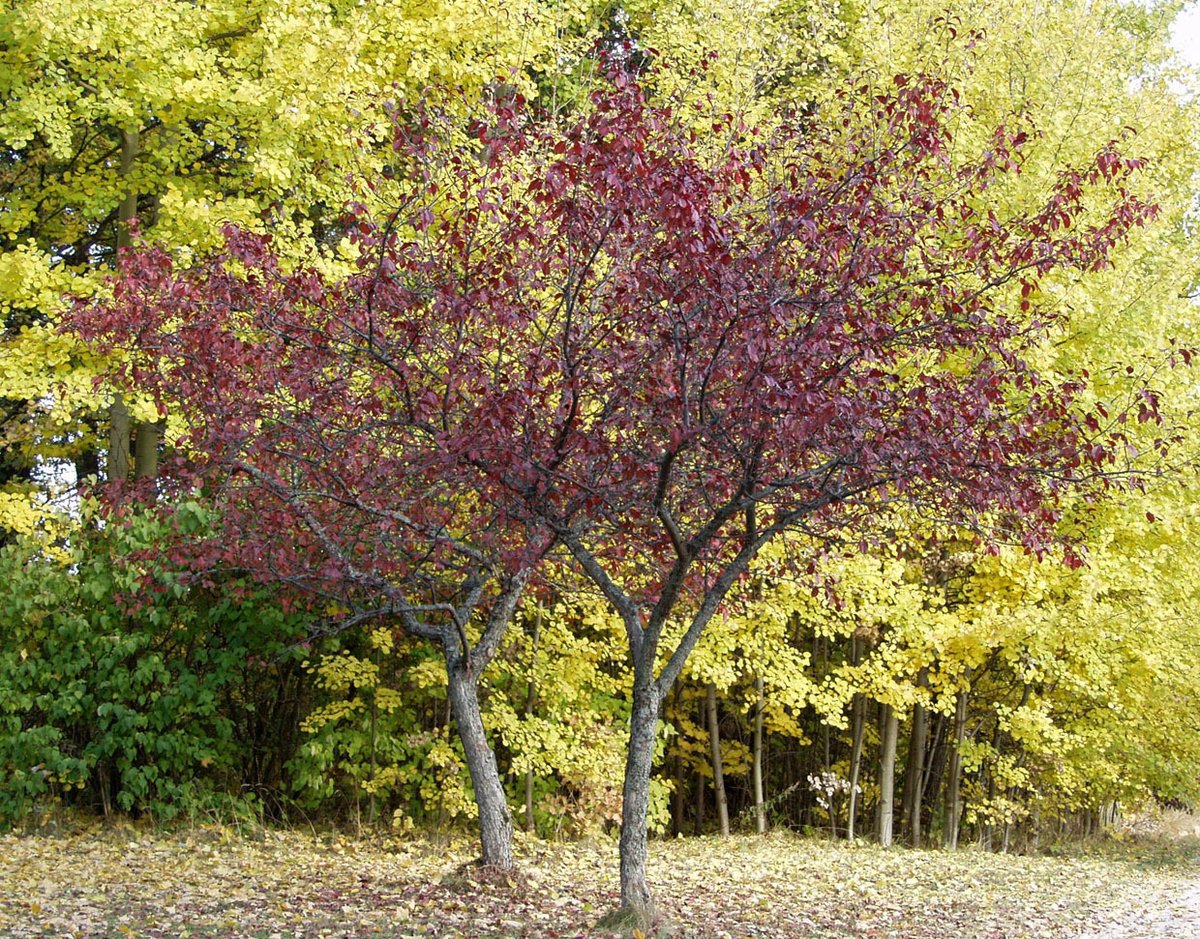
[[70, 209, 556, 866], [73, 58, 1158, 920], [0, 0, 594, 536], [441, 63, 1151, 922]]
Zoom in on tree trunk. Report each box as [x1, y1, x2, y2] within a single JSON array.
[[847, 691, 866, 841], [368, 671, 378, 826], [133, 418, 164, 481], [614, 680, 661, 927], [671, 746, 686, 836], [706, 683, 730, 837], [752, 676, 766, 834], [944, 691, 969, 849], [523, 612, 541, 833], [108, 395, 131, 482], [876, 703, 898, 847], [921, 712, 948, 839], [902, 693, 928, 847], [108, 128, 139, 483], [446, 656, 513, 868], [72, 419, 101, 487], [114, 125, 164, 482]]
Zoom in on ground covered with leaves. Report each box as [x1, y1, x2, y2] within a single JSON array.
[[1, 824, 1197, 938]]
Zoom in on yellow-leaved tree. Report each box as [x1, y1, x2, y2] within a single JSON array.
[[0, 0, 595, 539]]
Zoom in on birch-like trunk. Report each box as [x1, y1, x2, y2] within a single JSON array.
[[846, 636, 865, 841], [752, 676, 766, 834], [876, 703, 898, 847], [847, 691, 866, 841]]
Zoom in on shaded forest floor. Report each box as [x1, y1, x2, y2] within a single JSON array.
[[1, 822, 1198, 938]]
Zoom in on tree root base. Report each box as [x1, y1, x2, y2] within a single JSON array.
[[596, 902, 679, 936], [441, 860, 528, 893]]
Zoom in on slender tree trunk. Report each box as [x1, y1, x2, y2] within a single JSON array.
[[902, 694, 928, 847], [922, 712, 948, 838], [615, 680, 661, 926], [114, 125, 165, 483], [523, 612, 541, 833], [847, 691, 866, 841], [983, 760, 999, 850], [446, 656, 513, 868], [368, 680, 378, 826], [672, 746, 686, 836], [876, 703, 898, 847], [73, 420, 101, 487], [707, 683, 730, 837], [944, 691, 969, 849], [118, 128, 139, 252], [752, 676, 766, 835], [108, 129, 139, 484]]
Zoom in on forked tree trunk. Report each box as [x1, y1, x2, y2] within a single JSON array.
[[752, 676, 766, 834], [446, 656, 513, 868], [706, 683, 730, 837], [877, 703, 898, 847]]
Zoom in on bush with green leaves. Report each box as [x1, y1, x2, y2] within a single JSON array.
[[0, 503, 311, 825]]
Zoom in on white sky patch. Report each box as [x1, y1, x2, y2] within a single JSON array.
[[1173, 2, 1200, 66]]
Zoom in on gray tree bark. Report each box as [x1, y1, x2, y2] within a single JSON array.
[[446, 654, 514, 868], [877, 703, 898, 847], [846, 636, 865, 841], [847, 691, 866, 841], [752, 676, 766, 834], [133, 419, 164, 481], [613, 680, 662, 927]]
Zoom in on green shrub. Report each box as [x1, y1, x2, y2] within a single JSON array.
[[0, 505, 310, 825]]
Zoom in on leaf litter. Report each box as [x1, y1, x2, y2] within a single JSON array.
[[0, 827, 1196, 938]]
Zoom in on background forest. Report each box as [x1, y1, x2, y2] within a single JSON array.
[[1, 0, 1199, 888]]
